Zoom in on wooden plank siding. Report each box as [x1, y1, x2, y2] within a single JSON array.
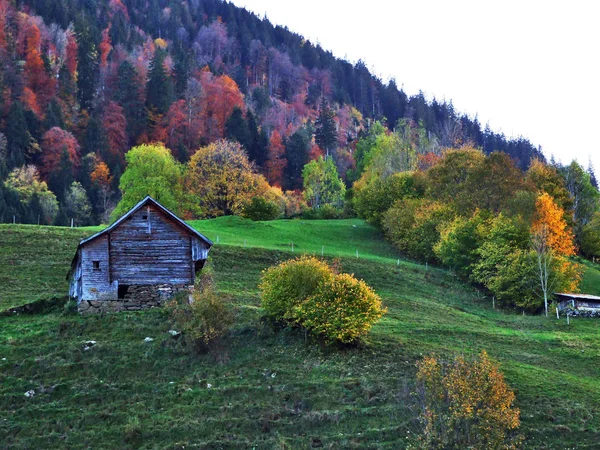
[[109, 204, 194, 285], [80, 235, 117, 300]]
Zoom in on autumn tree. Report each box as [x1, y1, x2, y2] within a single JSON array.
[[416, 351, 521, 449], [302, 156, 345, 209], [90, 161, 113, 222], [186, 139, 267, 217], [40, 127, 80, 183], [197, 71, 245, 143], [531, 192, 579, 316], [112, 143, 184, 221], [102, 101, 128, 167], [265, 130, 287, 187]]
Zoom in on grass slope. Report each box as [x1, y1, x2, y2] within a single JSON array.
[[1, 221, 600, 448]]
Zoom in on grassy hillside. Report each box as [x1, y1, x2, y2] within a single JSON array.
[[1, 221, 600, 448]]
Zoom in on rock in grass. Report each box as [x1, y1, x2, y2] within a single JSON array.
[[167, 330, 181, 337], [143, 337, 154, 343], [24, 390, 35, 398]]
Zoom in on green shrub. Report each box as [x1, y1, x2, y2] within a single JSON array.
[[242, 197, 281, 221], [295, 273, 386, 344], [301, 204, 346, 220], [259, 255, 333, 321], [166, 287, 233, 353], [259, 257, 385, 343]]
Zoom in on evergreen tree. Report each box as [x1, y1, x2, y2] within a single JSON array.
[[588, 158, 598, 190], [115, 61, 146, 143], [284, 128, 311, 190], [315, 98, 338, 156], [225, 107, 252, 152], [44, 99, 65, 130], [48, 148, 74, 202], [5, 102, 35, 169], [84, 113, 109, 157], [146, 48, 174, 116], [247, 110, 268, 167]]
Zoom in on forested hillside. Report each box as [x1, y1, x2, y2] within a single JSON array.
[[0, 0, 550, 225]]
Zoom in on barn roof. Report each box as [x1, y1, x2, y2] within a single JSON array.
[[79, 196, 213, 248], [555, 292, 600, 302]]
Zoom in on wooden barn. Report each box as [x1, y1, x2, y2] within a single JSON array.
[[67, 196, 213, 313], [555, 293, 600, 313]]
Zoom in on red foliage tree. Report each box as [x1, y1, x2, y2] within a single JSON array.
[[40, 127, 80, 178], [99, 27, 112, 68], [163, 99, 188, 156], [198, 70, 244, 143], [65, 29, 78, 79], [265, 130, 287, 187], [102, 101, 128, 165], [0, 0, 10, 52]]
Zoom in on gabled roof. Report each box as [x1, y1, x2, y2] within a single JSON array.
[[79, 196, 213, 247]]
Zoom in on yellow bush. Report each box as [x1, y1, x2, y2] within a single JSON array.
[[259, 255, 333, 321], [295, 273, 386, 344], [416, 351, 522, 449]]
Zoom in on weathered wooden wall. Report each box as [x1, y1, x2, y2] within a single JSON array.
[[81, 235, 118, 300], [109, 204, 195, 285]]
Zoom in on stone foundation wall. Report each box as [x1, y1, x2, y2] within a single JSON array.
[[78, 284, 192, 314]]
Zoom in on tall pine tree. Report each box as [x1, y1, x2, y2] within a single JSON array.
[[315, 98, 338, 157], [146, 48, 174, 116]]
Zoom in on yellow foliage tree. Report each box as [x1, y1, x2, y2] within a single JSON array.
[[416, 351, 522, 449], [186, 139, 270, 217], [532, 192, 576, 257]]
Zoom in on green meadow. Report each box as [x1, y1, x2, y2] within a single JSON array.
[[1, 219, 600, 448]]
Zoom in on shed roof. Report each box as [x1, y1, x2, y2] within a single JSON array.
[[555, 293, 600, 302], [79, 196, 213, 248]]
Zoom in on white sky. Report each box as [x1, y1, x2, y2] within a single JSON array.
[[230, 0, 600, 174]]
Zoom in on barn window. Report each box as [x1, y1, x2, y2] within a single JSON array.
[[142, 214, 148, 220], [118, 284, 130, 299], [92, 261, 100, 271]]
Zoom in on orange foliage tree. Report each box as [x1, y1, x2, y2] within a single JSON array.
[[90, 161, 113, 221], [21, 20, 55, 114], [198, 70, 244, 143], [265, 130, 287, 187], [531, 192, 580, 316], [416, 351, 522, 449], [99, 27, 112, 68]]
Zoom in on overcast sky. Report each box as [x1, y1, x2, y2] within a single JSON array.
[[230, 0, 599, 173]]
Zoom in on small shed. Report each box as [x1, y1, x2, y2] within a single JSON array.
[[555, 293, 600, 313], [67, 196, 213, 313]]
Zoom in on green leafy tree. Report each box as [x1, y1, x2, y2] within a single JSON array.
[[561, 161, 599, 236], [5, 165, 58, 224], [64, 181, 93, 226], [382, 199, 454, 262], [111, 143, 184, 221], [302, 156, 346, 209], [434, 212, 488, 277], [580, 213, 600, 257], [353, 171, 426, 226]]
